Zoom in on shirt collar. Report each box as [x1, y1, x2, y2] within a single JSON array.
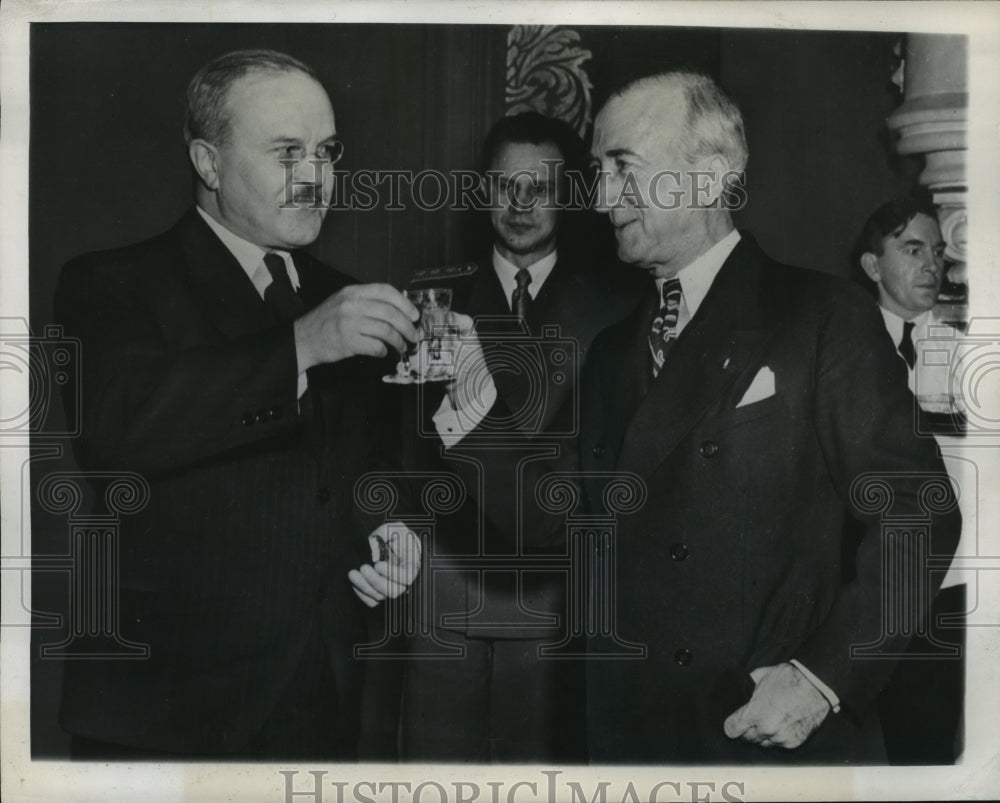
[[492, 247, 558, 304], [879, 305, 930, 345], [196, 206, 299, 292], [655, 229, 741, 320]]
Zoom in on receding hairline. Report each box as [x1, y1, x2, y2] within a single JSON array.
[[224, 65, 328, 104], [184, 52, 330, 146]]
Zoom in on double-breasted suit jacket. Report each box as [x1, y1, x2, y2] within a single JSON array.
[[54, 209, 394, 754], [579, 235, 961, 763]]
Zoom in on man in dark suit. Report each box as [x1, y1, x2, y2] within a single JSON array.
[[576, 72, 962, 763], [54, 49, 420, 760], [400, 113, 644, 762]]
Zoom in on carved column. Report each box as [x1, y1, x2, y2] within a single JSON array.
[[36, 472, 150, 658], [849, 472, 961, 659], [888, 34, 968, 327], [534, 472, 647, 658], [352, 471, 467, 658]]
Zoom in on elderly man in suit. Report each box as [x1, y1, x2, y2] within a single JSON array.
[[400, 112, 644, 762], [55, 49, 420, 760], [574, 71, 961, 763]]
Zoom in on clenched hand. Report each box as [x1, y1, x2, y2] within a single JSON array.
[[723, 662, 831, 749], [348, 521, 422, 608]]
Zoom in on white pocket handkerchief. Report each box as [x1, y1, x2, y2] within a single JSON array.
[[736, 366, 775, 408]]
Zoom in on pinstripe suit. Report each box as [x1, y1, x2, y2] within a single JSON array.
[[54, 209, 393, 756]]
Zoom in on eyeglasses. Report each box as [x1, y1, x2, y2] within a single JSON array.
[[276, 139, 345, 166]]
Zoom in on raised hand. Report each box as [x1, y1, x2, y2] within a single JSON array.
[[294, 283, 419, 370]]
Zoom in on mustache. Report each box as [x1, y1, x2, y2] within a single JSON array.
[[289, 184, 326, 205]]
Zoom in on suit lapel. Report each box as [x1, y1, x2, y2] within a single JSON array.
[[599, 296, 655, 456], [175, 209, 278, 338], [617, 236, 778, 479]]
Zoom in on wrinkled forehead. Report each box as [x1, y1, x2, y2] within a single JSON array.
[[593, 84, 686, 157]]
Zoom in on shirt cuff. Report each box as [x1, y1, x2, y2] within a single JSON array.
[[789, 659, 841, 713], [433, 378, 498, 448], [297, 371, 308, 400]]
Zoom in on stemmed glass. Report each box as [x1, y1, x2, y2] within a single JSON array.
[[383, 288, 457, 384]]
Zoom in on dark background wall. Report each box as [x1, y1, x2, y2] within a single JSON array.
[[29, 22, 918, 756]]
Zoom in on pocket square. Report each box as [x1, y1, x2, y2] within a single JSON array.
[[736, 366, 775, 408]]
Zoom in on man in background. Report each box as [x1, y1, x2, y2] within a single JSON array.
[[855, 196, 961, 419], [855, 196, 966, 763], [400, 112, 644, 762], [55, 49, 419, 760], [576, 71, 961, 762]]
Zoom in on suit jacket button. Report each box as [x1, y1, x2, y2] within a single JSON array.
[[255, 409, 268, 424], [670, 543, 689, 561], [269, 405, 283, 420], [699, 440, 719, 458], [592, 444, 605, 458], [317, 486, 332, 503], [674, 648, 693, 666], [242, 412, 255, 427]]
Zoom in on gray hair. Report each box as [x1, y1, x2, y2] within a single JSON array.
[[620, 71, 748, 173], [183, 49, 317, 146]]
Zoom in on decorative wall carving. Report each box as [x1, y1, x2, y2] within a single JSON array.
[[505, 25, 594, 138]]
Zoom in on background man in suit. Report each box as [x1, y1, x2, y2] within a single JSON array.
[[854, 197, 966, 763], [855, 196, 960, 416], [400, 113, 644, 762], [55, 49, 420, 760], [577, 72, 961, 762]]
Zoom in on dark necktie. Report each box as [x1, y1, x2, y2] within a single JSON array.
[[898, 320, 916, 370], [263, 252, 305, 323], [511, 268, 533, 323], [649, 277, 683, 378]]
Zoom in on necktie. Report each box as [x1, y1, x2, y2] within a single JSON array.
[[263, 252, 304, 323], [649, 277, 682, 378], [511, 268, 533, 323], [898, 320, 916, 370]]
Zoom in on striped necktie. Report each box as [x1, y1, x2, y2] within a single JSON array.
[[649, 277, 682, 378]]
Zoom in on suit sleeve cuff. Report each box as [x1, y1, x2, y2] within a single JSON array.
[[433, 379, 497, 448], [790, 659, 841, 713]]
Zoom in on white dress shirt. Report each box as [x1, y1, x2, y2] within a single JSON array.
[[655, 228, 741, 334], [492, 246, 558, 307], [878, 305, 960, 412], [196, 207, 307, 398]]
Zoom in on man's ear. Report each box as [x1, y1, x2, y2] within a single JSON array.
[[860, 252, 882, 284], [189, 139, 220, 191], [695, 154, 730, 208]]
